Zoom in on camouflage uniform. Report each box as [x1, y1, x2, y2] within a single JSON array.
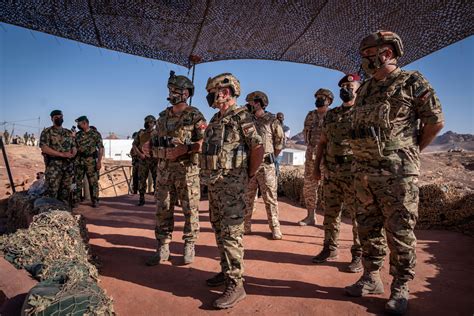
[[322, 105, 361, 256], [153, 106, 206, 244], [302, 110, 325, 220], [350, 67, 444, 283], [130, 147, 139, 194], [40, 127, 75, 203], [74, 128, 103, 203], [133, 129, 158, 195], [244, 112, 284, 234], [201, 104, 262, 286]]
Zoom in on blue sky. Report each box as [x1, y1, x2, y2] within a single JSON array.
[[1, 23, 473, 138]]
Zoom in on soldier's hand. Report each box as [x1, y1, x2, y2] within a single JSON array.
[[314, 167, 322, 181], [63, 152, 74, 159]]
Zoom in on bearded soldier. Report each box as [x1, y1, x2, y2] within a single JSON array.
[[146, 71, 206, 266], [344, 31, 444, 315], [243, 91, 284, 240], [299, 89, 334, 226], [201, 73, 263, 309], [312, 74, 362, 273]]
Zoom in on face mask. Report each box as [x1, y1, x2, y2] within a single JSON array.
[[315, 98, 326, 108], [77, 125, 84, 131], [361, 48, 388, 76], [54, 118, 63, 126], [144, 122, 154, 129], [167, 90, 186, 105], [340, 87, 354, 102], [246, 103, 257, 114], [206, 92, 216, 107]]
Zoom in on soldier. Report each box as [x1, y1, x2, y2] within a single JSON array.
[[146, 71, 207, 266], [243, 91, 284, 240], [30, 134, 36, 146], [39, 110, 76, 204], [312, 74, 362, 273], [130, 131, 139, 194], [133, 115, 158, 206], [201, 73, 263, 309], [3, 130, 9, 145], [344, 31, 444, 315], [23, 132, 29, 146], [73, 116, 104, 208], [298, 88, 334, 226]]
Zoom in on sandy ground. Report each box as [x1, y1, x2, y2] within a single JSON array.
[[63, 195, 474, 315]]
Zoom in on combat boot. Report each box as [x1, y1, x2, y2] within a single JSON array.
[[206, 272, 226, 287], [298, 210, 317, 226], [213, 279, 246, 309], [385, 279, 409, 315], [312, 244, 338, 263], [138, 193, 145, 206], [347, 255, 363, 273], [244, 221, 252, 235], [271, 226, 283, 240], [183, 241, 195, 265], [345, 271, 384, 297], [146, 241, 170, 266], [91, 199, 99, 208]]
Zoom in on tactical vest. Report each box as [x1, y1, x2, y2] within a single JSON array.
[[304, 110, 325, 148], [350, 70, 419, 160], [255, 112, 277, 156], [153, 107, 199, 164], [324, 105, 353, 169], [201, 107, 249, 171]]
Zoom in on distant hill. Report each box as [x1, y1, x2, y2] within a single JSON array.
[[290, 130, 474, 152]]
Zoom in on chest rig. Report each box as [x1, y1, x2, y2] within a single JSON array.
[[153, 107, 198, 163], [305, 111, 324, 147], [350, 70, 420, 159], [325, 106, 354, 166], [255, 112, 276, 156], [201, 107, 249, 171]]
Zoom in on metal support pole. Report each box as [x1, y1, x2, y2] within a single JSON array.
[[0, 136, 15, 193]]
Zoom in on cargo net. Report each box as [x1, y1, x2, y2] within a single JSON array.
[[0, 209, 114, 315], [1, 1, 473, 72], [278, 167, 474, 236]]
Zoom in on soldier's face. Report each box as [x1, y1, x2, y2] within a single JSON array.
[[51, 115, 64, 126], [277, 114, 284, 122]]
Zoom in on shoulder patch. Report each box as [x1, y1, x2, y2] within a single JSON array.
[[241, 122, 256, 136]]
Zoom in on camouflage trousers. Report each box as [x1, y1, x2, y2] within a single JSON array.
[[208, 169, 247, 285], [45, 159, 74, 204], [244, 162, 280, 229], [154, 162, 200, 243], [138, 158, 158, 194], [354, 173, 418, 281], [303, 152, 323, 213], [74, 157, 99, 202], [322, 173, 361, 256], [131, 157, 139, 193]]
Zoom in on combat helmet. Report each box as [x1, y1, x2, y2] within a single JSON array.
[[206, 73, 241, 97], [359, 30, 404, 58], [167, 71, 194, 96], [144, 115, 156, 123], [314, 88, 334, 101], [246, 91, 269, 108]]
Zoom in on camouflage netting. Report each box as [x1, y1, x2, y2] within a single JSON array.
[[278, 168, 474, 236], [0, 210, 114, 315], [1, 1, 473, 72]]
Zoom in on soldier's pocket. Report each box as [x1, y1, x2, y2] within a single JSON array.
[[222, 202, 245, 226]]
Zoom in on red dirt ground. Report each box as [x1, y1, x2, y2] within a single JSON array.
[[76, 195, 473, 315]]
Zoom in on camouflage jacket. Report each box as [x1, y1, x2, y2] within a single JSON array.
[[40, 126, 75, 153], [253, 112, 284, 157], [153, 105, 207, 165], [303, 110, 326, 151], [75, 129, 103, 157], [201, 105, 262, 176], [322, 104, 354, 175], [133, 128, 155, 159], [350, 67, 444, 176]]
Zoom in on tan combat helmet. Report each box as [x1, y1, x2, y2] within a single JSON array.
[[359, 30, 404, 58], [246, 91, 269, 108], [205, 73, 241, 97], [314, 88, 334, 102]]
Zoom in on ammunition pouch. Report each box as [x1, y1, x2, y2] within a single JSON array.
[[201, 144, 248, 171]]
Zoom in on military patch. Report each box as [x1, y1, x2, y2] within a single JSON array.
[[419, 90, 432, 103], [198, 122, 207, 130], [241, 122, 255, 136]]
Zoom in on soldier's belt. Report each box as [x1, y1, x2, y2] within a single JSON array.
[[78, 152, 97, 158], [327, 155, 353, 164]]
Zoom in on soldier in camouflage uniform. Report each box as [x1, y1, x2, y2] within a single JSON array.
[[344, 31, 444, 315], [201, 73, 263, 309], [3, 130, 9, 145], [130, 131, 139, 194], [40, 110, 76, 204], [298, 88, 334, 226], [243, 91, 284, 240], [146, 71, 207, 266], [312, 74, 362, 273], [73, 116, 104, 208], [133, 115, 158, 206]]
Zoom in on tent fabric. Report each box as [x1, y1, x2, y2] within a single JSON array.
[[1, 0, 473, 72]]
